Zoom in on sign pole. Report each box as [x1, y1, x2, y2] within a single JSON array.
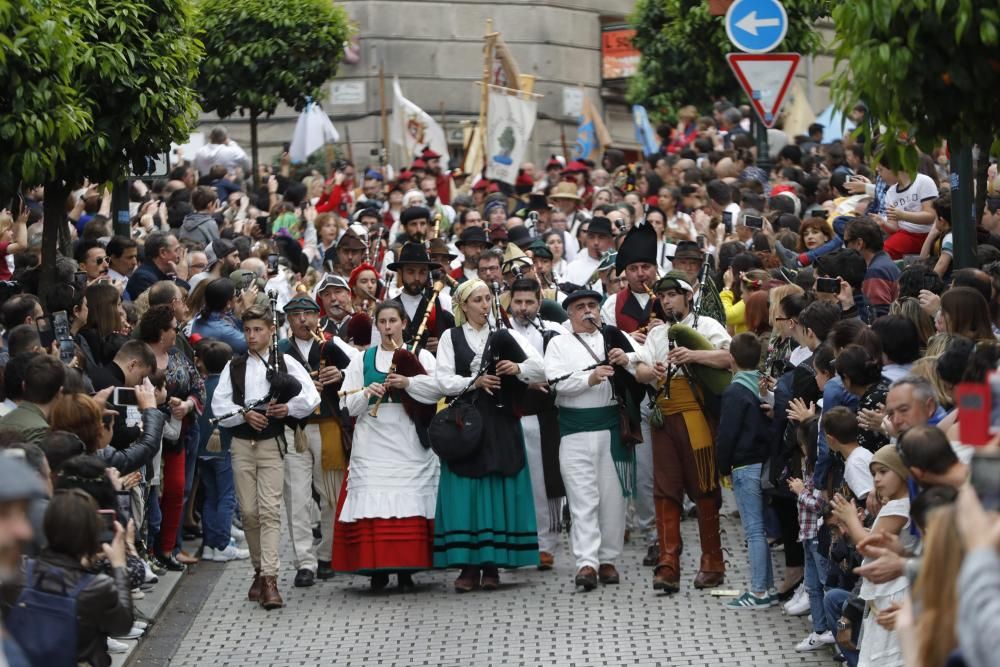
[[755, 116, 771, 174]]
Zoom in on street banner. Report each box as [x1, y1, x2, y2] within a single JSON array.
[[289, 102, 339, 164], [632, 104, 660, 156], [573, 94, 612, 162], [390, 77, 450, 163], [485, 89, 537, 185]]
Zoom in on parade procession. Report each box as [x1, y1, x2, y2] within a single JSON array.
[[1, 0, 1000, 666]]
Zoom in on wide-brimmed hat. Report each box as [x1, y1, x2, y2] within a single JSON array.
[[587, 216, 613, 237], [666, 240, 704, 261], [337, 229, 366, 251], [456, 226, 490, 248], [548, 182, 581, 202], [426, 238, 457, 260], [387, 242, 439, 271]]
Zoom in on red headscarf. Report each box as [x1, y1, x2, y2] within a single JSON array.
[[348, 262, 379, 290]]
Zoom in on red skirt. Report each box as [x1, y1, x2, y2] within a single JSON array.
[[331, 471, 435, 574]]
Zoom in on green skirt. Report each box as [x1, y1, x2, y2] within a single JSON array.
[[433, 450, 539, 568]]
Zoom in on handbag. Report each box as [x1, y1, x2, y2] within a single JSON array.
[[428, 391, 483, 463]]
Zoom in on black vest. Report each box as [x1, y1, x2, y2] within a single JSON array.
[[226, 356, 287, 441]]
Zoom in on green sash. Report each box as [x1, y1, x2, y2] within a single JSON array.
[[558, 405, 635, 498]]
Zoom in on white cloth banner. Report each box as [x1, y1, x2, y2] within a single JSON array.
[[289, 102, 339, 164], [390, 77, 450, 164], [485, 90, 537, 185]]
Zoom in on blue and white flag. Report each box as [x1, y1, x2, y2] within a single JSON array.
[[632, 104, 659, 156]]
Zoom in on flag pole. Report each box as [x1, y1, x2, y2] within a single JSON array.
[[479, 18, 493, 176], [560, 123, 569, 161], [379, 61, 389, 171], [344, 124, 354, 164]]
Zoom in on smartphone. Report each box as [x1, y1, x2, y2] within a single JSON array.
[[744, 214, 764, 230], [242, 272, 254, 291], [36, 316, 55, 349], [970, 451, 1000, 511], [52, 311, 71, 339], [98, 509, 117, 544], [112, 387, 138, 407], [73, 271, 88, 291], [696, 235, 707, 250], [816, 277, 841, 294], [256, 215, 271, 237], [722, 211, 733, 234], [956, 381, 992, 445], [266, 253, 279, 275]]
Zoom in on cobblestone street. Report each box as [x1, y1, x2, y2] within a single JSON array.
[[165, 512, 833, 667]]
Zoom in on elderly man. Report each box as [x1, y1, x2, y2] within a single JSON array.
[[544, 289, 637, 591], [314, 274, 355, 340]]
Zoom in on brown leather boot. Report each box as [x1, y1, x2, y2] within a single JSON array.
[[259, 575, 284, 610], [693, 497, 725, 589], [652, 499, 682, 593], [247, 570, 262, 602]]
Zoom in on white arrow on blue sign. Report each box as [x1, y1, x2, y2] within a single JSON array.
[[725, 0, 789, 54]]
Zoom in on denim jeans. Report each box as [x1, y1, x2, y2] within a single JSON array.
[[147, 485, 162, 548], [199, 455, 236, 550], [804, 536, 830, 633], [731, 463, 773, 594], [824, 587, 859, 666]]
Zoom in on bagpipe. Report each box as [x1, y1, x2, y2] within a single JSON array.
[[589, 316, 645, 446], [648, 322, 732, 429], [264, 290, 303, 404], [367, 337, 437, 436]]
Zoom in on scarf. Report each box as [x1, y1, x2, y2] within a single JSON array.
[[558, 405, 635, 498], [732, 370, 760, 397]]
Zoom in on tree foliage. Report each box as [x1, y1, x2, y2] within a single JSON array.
[[0, 0, 90, 191], [197, 0, 352, 119], [629, 0, 829, 121], [829, 0, 1000, 170]]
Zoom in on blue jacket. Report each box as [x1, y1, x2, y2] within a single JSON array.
[[715, 383, 772, 476], [191, 312, 248, 356]]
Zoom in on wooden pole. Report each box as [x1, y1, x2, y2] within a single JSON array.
[[344, 124, 354, 164], [560, 123, 569, 161], [379, 62, 388, 171], [479, 19, 493, 176], [439, 101, 447, 158]]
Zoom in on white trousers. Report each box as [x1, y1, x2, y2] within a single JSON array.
[[560, 429, 626, 571], [282, 423, 345, 571], [521, 415, 560, 553]]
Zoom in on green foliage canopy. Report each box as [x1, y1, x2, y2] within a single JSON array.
[[197, 0, 352, 119], [629, 0, 829, 121], [829, 0, 1000, 170]]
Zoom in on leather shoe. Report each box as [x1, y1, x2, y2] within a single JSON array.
[[316, 560, 335, 581], [294, 569, 315, 588], [693, 570, 725, 589], [154, 552, 186, 572], [598, 563, 620, 584], [537, 551, 554, 571], [453, 566, 479, 593], [397, 573, 415, 592], [259, 576, 283, 610], [575, 566, 597, 591], [642, 544, 659, 567], [248, 570, 262, 602], [371, 573, 390, 591], [480, 565, 500, 591]]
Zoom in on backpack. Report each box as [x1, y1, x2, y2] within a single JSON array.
[[5, 560, 92, 667]]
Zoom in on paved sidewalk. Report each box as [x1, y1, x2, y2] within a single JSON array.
[[168, 513, 833, 667]]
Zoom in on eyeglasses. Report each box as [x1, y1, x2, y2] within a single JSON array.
[[774, 316, 794, 322], [93, 256, 110, 264]]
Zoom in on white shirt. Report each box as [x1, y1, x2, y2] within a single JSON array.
[[636, 309, 730, 380], [193, 141, 250, 176], [564, 252, 603, 291], [510, 317, 567, 355], [545, 329, 637, 409], [885, 173, 938, 234], [211, 353, 321, 428], [434, 322, 544, 396], [843, 447, 874, 499]]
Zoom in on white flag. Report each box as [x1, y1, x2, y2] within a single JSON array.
[[390, 77, 450, 164], [289, 102, 340, 164], [485, 90, 537, 185]]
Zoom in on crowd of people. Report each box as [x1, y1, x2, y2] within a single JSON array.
[[0, 105, 998, 667]]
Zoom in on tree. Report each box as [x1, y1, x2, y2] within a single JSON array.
[[629, 0, 829, 120], [197, 0, 352, 183], [0, 0, 203, 302]]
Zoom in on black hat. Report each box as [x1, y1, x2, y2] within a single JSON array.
[[587, 216, 613, 237], [387, 242, 438, 271], [562, 289, 603, 310], [667, 240, 704, 261], [456, 226, 490, 248], [615, 220, 659, 273], [400, 206, 432, 226], [526, 193, 549, 212], [507, 225, 533, 249]]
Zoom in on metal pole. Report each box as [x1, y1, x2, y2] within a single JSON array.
[[755, 115, 771, 175], [950, 140, 977, 269]]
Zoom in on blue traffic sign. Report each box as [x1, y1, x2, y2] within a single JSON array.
[[725, 0, 788, 54]]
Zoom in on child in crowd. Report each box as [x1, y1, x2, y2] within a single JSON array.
[[787, 417, 834, 652], [830, 445, 912, 667], [715, 333, 775, 609], [822, 407, 874, 502], [195, 340, 248, 562]]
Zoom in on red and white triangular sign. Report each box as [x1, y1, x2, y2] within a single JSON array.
[[726, 53, 800, 128]]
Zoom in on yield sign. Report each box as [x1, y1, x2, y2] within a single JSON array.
[[726, 52, 800, 128]]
